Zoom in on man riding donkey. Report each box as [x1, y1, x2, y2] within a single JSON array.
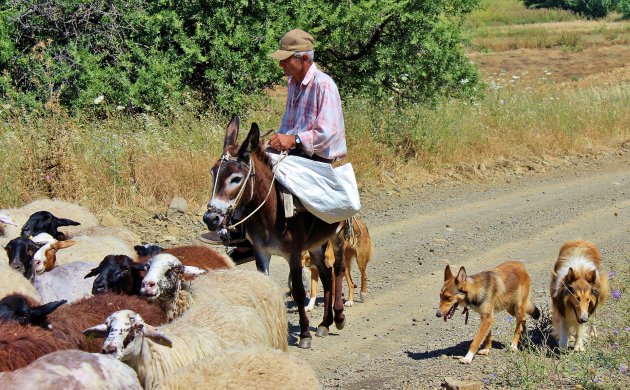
[[202, 29, 362, 348]]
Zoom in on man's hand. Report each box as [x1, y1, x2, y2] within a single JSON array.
[[269, 133, 296, 151]]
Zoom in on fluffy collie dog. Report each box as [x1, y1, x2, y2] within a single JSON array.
[[550, 240, 610, 352]]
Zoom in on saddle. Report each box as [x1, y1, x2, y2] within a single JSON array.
[[279, 184, 307, 218]]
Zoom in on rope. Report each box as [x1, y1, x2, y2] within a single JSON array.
[[227, 151, 288, 230]]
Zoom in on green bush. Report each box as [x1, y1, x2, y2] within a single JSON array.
[[522, 0, 613, 18], [0, 0, 483, 114]]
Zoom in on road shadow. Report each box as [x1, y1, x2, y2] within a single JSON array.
[[405, 340, 505, 361]]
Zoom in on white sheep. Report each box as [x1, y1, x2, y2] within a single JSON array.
[[139, 254, 288, 351], [0, 199, 100, 242], [0, 349, 142, 389], [84, 309, 230, 390], [0, 258, 41, 301], [179, 300, 274, 348], [159, 345, 321, 390], [54, 233, 137, 266], [34, 261, 96, 303]]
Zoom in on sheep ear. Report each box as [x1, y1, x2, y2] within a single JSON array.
[[143, 324, 173, 348], [84, 267, 101, 278], [184, 265, 207, 276], [83, 323, 109, 338], [53, 239, 76, 250], [131, 262, 149, 272], [32, 299, 67, 317]]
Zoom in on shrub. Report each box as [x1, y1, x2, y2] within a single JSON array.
[[522, 0, 613, 18], [0, 0, 483, 114]]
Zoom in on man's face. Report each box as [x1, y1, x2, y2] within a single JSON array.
[[279, 55, 303, 78]]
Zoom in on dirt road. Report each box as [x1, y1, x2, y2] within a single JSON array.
[[234, 148, 629, 389]]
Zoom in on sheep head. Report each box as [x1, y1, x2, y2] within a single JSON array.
[[140, 253, 206, 302], [84, 309, 172, 361]]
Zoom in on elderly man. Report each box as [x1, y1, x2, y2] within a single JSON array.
[[200, 29, 349, 265], [268, 29, 347, 163]]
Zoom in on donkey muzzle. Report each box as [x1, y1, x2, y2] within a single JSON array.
[[203, 210, 222, 231]]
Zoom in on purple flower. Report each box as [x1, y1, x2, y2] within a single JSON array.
[[625, 327, 630, 332], [613, 328, 619, 336], [612, 342, 619, 351], [506, 315, 513, 323], [612, 290, 621, 300], [45, 175, 51, 182], [621, 364, 628, 374], [608, 271, 615, 279], [491, 373, 497, 379], [482, 378, 490, 384]]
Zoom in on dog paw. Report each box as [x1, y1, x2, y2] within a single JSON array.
[[459, 357, 473, 364], [477, 349, 490, 356], [344, 300, 354, 307], [574, 344, 585, 352], [509, 343, 518, 352], [305, 305, 314, 312]]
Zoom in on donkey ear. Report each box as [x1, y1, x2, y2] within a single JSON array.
[[223, 114, 240, 155], [238, 123, 260, 160]]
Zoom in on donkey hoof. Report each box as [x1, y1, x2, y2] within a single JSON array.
[[315, 326, 329, 337], [298, 337, 312, 349], [335, 317, 346, 330]]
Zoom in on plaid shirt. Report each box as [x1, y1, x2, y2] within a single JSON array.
[[278, 64, 347, 160]]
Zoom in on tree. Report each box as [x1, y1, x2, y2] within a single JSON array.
[[0, 0, 483, 114]]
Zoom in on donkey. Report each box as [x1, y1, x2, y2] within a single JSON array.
[[203, 115, 347, 349]]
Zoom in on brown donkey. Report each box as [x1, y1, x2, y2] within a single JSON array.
[[203, 115, 347, 349]]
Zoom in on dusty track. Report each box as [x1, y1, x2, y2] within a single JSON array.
[[234, 148, 630, 389]]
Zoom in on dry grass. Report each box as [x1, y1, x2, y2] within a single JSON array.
[[1, 0, 630, 211]]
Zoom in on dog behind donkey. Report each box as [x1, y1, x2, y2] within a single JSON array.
[[437, 260, 540, 364]]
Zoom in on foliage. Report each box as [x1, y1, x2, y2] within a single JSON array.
[[521, 0, 614, 18], [0, 0, 483, 114], [616, 0, 630, 18]]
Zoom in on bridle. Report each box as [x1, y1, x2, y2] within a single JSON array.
[[208, 153, 255, 232], [208, 151, 286, 238]]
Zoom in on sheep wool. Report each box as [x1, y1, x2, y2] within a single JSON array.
[[159, 345, 321, 390], [0, 350, 142, 389], [191, 269, 289, 351]]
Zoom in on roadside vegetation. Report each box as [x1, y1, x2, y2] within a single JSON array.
[[1, 0, 629, 214], [483, 259, 629, 389]]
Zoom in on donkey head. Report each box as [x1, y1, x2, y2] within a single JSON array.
[[203, 115, 260, 231]]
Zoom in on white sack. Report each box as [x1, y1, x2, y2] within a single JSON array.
[[269, 154, 361, 223]]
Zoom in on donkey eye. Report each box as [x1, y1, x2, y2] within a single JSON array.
[[230, 176, 243, 184]]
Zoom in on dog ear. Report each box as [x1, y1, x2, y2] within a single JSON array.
[[456, 266, 467, 286], [566, 267, 576, 284], [585, 269, 597, 284], [444, 265, 453, 281]]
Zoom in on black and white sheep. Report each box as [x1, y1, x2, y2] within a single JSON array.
[[138, 254, 288, 351], [84, 309, 229, 390], [0, 350, 142, 389]]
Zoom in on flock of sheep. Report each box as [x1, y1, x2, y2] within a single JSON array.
[[0, 199, 321, 389]]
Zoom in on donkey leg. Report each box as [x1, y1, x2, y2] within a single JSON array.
[[290, 258, 312, 348], [310, 246, 334, 337], [331, 237, 346, 330]]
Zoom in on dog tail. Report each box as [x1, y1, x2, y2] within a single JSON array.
[[527, 302, 541, 320]]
